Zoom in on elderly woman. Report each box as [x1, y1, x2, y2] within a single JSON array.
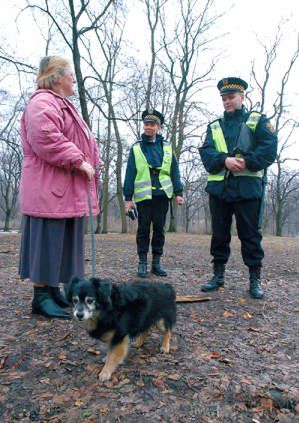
[[19, 56, 102, 319]]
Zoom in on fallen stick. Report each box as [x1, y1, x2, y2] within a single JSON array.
[[176, 295, 212, 303]]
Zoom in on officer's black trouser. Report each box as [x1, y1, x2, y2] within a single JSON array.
[[136, 196, 169, 256], [209, 195, 264, 268]]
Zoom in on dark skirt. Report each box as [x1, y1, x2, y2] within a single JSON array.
[[19, 216, 85, 286]]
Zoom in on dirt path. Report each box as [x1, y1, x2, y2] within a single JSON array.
[[0, 233, 298, 422]]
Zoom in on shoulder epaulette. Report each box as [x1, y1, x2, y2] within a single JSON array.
[[209, 118, 221, 126], [249, 110, 262, 115]]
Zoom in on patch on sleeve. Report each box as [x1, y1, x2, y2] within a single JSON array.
[[266, 122, 275, 133]]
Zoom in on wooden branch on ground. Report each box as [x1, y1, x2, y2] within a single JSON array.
[[176, 295, 211, 303]]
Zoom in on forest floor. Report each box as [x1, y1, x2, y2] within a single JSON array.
[[0, 232, 298, 422]]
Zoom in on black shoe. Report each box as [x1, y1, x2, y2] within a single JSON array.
[[249, 281, 264, 299], [249, 267, 264, 299], [49, 286, 70, 308], [201, 264, 225, 292], [32, 286, 71, 319], [151, 255, 167, 277], [137, 262, 149, 277], [137, 254, 149, 278]]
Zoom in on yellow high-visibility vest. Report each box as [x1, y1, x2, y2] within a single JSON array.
[[133, 142, 173, 202], [208, 112, 264, 181]]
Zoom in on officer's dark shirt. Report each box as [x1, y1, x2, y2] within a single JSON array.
[[123, 133, 183, 201], [199, 106, 278, 201]]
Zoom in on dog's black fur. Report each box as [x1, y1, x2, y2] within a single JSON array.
[[68, 277, 176, 381]]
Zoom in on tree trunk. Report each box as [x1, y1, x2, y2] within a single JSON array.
[[185, 206, 190, 233], [275, 201, 283, 236], [4, 210, 11, 232], [101, 117, 111, 234], [168, 200, 177, 232], [72, 43, 91, 128], [95, 212, 102, 234]]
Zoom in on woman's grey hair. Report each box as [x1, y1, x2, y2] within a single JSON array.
[[37, 56, 70, 89]]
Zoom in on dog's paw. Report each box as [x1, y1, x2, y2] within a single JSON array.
[[131, 339, 144, 348], [160, 345, 170, 354], [98, 369, 112, 382]]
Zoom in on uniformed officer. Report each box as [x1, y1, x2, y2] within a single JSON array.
[[123, 109, 184, 277], [199, 77, 277, 298]]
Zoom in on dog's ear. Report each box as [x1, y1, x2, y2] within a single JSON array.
[[92, 279, 113, 310], [66, 276, 81, 302], [90, 277, 101, 289]]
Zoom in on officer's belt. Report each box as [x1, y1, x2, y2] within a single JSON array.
[[150, 168, 160, 175]]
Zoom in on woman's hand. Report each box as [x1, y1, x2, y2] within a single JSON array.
[[79, 161, 95, 180], [97, 159, 105, 172], [176, 196, 184, 205], [125, 201, 135, 215]]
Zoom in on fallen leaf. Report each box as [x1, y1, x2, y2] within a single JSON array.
[[87, 348, 100, 355], [260, 398, 273, 410], [22, 295, 31, 300], [0, 355, 8, 369], [243, 312, 252, 319], [207, 352, 221, 360], [57, 332, 71, 341], [39, 392, 54, 399], [39, 378, 50, 384], [247, 327, 260, 332], [58, 354, 66, 360], [53, 394, 66, 405], [168, 373, 181, 381], [223, 310, 233, 318], [136, 380, 145, 387], [154, 377, 165, 388], [75, 398, 84, 407]]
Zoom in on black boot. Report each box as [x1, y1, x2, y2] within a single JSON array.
[[137, 254, 149, 278], [201, 263, 225, 292], [32, 286, 71, 319], [49, 286, 70, 308], [249, 267, 264, 299], [151, 255, 167, 277]]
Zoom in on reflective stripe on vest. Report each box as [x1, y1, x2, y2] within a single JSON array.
[[207, 112, 263, 181], [133, 142, 173, 202]]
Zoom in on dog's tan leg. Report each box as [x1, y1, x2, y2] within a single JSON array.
[[132, 331, 149, 348], [160, 330, 171, 353], [156, 320, 171, 353], [98, 336, 129, 382]]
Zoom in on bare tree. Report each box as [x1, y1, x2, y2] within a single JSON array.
[[0, 93, 23, 230], [23, 0, 115, 127], [82, 4, 128, 232], [250, 26, 299, 236], [159, 0, 222, 231], [143, 0, 168, 108]]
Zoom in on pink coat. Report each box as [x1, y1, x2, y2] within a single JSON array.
[[20, 89, 100, 218]]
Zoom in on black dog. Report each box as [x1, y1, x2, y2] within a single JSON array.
[[68, 277, 176, 382]]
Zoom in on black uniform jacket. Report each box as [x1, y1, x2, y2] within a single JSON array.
[[199, 106, 278, 202], [123, 133, 183, 201]]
